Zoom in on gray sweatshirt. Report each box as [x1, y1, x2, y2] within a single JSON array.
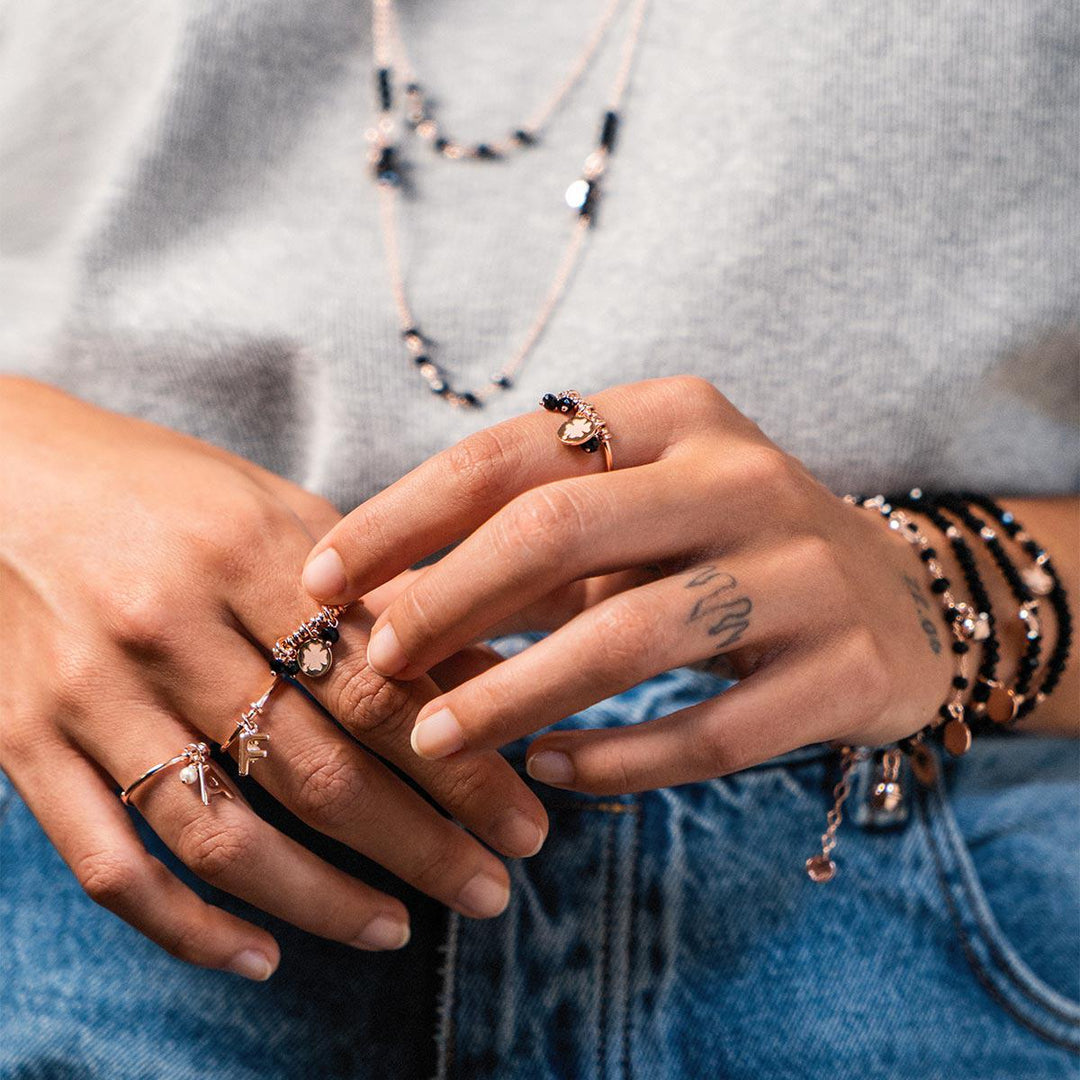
[[1, 0, 1077, 505]]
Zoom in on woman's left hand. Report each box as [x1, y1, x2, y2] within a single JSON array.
[[302, 376, 954, 793]]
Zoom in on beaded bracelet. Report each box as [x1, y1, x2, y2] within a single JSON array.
[[852, 496, 983, 753], [809, 497, 981, 882], [959, 494, 1072, 717], [931, 495, 1042, 722], [889, 490, 1004, 732]]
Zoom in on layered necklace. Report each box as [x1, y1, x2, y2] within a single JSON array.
[[368, 0, 649, 407]]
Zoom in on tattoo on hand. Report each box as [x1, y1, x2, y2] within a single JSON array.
[[685, 564, 752, 653], [901, 572, 942, 655]]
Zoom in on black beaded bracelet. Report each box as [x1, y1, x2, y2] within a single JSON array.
[[960, 493, 1073, 718], [889, 491, 1004, 733], [931, 494, 1044, 716]]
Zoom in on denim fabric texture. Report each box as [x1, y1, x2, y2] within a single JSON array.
[[2, 655, 1077, 1079]]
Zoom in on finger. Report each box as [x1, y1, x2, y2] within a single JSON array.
[[150, 625, 522, 915], [429, 643, 505, 691], [302, 376, 736, 603], [363, 462, 712, 679], [524, 643, 856, 793], [408, 557, 777, 759], [5, 737, 281, 979], [235, 592, 549, 862], [79, 711, 414, 950]]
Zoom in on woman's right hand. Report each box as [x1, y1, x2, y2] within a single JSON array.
[[0, 377, 547, 980]]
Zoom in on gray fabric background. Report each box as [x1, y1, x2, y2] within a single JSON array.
[[1, 0, 1077, 505]]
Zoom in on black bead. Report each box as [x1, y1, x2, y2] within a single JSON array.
[[931, 578, 950, 594], [972, 683, 991, 703], [599, 109, 619, 152], [434, 137, 449, 152], [557, 396, 575, 413], [580, 181, 599, 219], [375, 145, 399, 185], [952, 676, 969, 690], [402, 326, 421, 340], [414, 353, 431, 366], [513, 129, 536, 145], [320, 625, 340, 643], [473, 143, 498, 160], [461, 392, 481, 407], [269, 658, 289, 677], [920, 549, 935, 562], [286, 659, 300, 676], [541, 393, 559, 411], [491, 373, 512, 388], [952, 641, 969, 654], [582, 436, 601, 453], [377, 67, 393, 112]]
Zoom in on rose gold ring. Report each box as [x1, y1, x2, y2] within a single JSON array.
[[271, 604, 349, 680], [220, 677, 282, 776], [120, 742, 234, 808], [540, 390, 613, 471]]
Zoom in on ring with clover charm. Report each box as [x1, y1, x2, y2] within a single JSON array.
[[540, 390, 613, 471], [271, 604, 349, 680], [120, 742, 234, 808]]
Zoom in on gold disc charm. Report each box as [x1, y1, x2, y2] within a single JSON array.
[[557, 414, 599, 446], [297, 638, 333, 678], [984, 680, 1019, 726], [805, 854, 836, 883], [943, 717, 973, 756]]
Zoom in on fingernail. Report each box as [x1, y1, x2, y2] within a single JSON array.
[[527, 751, 575, 785], [353, 915, 411, 951], [456, 871, 510, 918], [228, 949, 276, 981], [367, 623, 407, 677], [303, 548, 347, 599], [493, 809, 546, 858], [411, 707, 464, 759]]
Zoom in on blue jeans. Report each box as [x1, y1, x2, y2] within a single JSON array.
[[2, 660, 1078, 1079]]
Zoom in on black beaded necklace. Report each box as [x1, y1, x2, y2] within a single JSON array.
[[368, 0, 650, 408]]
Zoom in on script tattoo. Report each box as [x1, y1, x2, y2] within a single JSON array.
[[901, 572, 942, 655], [684, 564, 752, 655]]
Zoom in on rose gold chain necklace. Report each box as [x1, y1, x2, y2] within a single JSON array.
[[368, 0, 649, 408]]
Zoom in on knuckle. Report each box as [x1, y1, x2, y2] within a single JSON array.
[[444, 428, 515, 507], [53, 645, 108, 708], [176, 817, 254, 884], [411, 834, 473, 897], [589, 597, 656, 673], [157, 916, 208, 965], [740, 444, 795, 492], [495, 484, 589, 562], [75, 848, 144, 909], [671, 374, 726, 413], [844, 626, 891, 713], [332, 660, 417, 738], [289, 747, 369, 830], [787, 533, 842, 583], [106, 586, 179, 654], [431, 755, 489, 814]]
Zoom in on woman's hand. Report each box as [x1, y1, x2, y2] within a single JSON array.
[[0, 378, 547, 979], [302, 376, 959, 793]]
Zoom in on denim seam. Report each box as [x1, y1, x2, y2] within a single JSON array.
[[432, 910, 460, 1080], [620, 800, 642, 1080], [917, 782, 1080, 1052], [596, 813, 617, 1080], [929, 771, 1080, 1026]]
